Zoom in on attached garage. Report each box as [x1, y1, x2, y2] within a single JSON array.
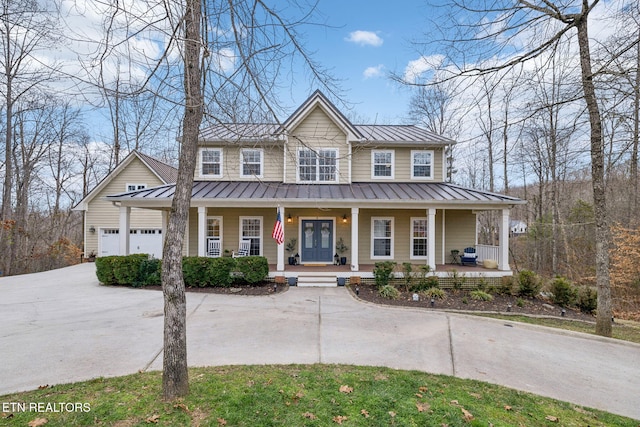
[[100, 228, 163, 258]]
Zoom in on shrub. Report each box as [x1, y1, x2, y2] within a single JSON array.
[[401, 263, 414, 292], [374, 261, 396, 288], [516, 298, 525, 307], [470, 290, 494, 301], [182, 257, 211, 287], [517, 269, 541, 298], [549, 277, 577, 307], [378, 285, 400, 300], [421, 287, 446, 300], [113, 254, 148, 286], [497, 276, 514, 295], [208, 257, 236, 287], [138, 258, 161, 286], [577, 286, 597, 314], [410, 276, 440, 292], [448, 269, 466, 290], [95, 256, 119, 285], [235, 256, 269, 284]]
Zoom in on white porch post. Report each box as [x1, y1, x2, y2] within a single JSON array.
[[198, 206, 206, 257], [428, 208, 436, 271], [499, 208, 510, 270], [351, 207, 359, 271], [119, 206, 131, 255], [277, 207, 285, 272]]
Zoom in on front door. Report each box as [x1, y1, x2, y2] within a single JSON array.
[[301, 220, 333, 263]]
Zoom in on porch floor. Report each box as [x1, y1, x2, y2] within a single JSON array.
[[269, 262, 509, 277]]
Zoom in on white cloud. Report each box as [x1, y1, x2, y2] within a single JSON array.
[[213, 48, 237, 73], [363, 64, 384, 79], [403, 54, 445, 83], [345, 30, 383, 47]]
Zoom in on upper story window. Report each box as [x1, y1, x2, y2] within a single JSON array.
[[411, 150, 434, 179], [298, 148, 338, 182], [372, 150, 394, 179], [201, 148, 223, 178], [126, 183, 147, 191], [240, 148, 263, 178]]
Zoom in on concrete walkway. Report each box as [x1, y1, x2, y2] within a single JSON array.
[[1, 263, 638, 420]]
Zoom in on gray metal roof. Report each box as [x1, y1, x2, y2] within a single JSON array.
[[198, 123, 454, 145], [136, 151, 178, 183], [107, 181, 524, 207]]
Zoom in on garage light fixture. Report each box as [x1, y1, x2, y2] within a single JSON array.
[[89, 226, 96, 233]]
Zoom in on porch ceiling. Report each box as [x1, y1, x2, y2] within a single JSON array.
[[106, 181, 525, 209]]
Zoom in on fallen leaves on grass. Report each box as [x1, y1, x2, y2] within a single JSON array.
[[302, 412, 317, 420], [416, 402, 431, 412], [339, 385, 353, 394], [28, 418, 48, 427], [332, 415, 347, 424], [504, 405, 512, 411], [360, 409, 370, 418], [461, 408, 474, 421], [545, 415, 559, 422], [145, 414, 160, 423], [173, 403, 189, 412], [217, 418, 227, 426]]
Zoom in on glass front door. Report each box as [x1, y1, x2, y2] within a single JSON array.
[[301, 220, 333, 263]]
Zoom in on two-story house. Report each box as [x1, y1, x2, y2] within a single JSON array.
[[106, 91, 524, 281]]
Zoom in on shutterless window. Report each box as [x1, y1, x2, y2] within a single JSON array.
[[240, 217, 262, 256], [411, 218, 428, 259], [411, 150, 433, 179], [241, 149, 262, 177], [372, 218, 393, 258], [126, 184, 147, 191], [201, 149, 222, 177], [372, 150, 394, 178], [298, 149, 337, 182]]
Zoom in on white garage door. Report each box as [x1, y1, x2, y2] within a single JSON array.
[[100, 228, 163, 258]]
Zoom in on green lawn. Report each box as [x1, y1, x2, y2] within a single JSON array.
[[1, 365, 636, 426]]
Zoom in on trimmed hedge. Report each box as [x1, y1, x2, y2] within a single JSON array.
[[95, 255, 269, 288]]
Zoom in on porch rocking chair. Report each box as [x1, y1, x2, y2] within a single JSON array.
[[460, 247, 478, 266], [232, 239, 251, 258], [207, 239, 221, 257]]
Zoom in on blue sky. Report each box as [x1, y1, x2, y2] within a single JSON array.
[[282, 0, 431, 124]]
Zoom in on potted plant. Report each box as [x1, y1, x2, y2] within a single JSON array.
[[86, 250, 97, 262], [335, 237, 348, 265], [285, 238, 297, 265]]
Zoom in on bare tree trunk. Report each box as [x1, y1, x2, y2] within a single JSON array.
[[576, 9, 612, 336], [631, 37, 640, 224], [161, 0, 203, 400]]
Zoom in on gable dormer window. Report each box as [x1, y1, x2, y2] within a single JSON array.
[[372, 150, 394, 179], [201, 148, 223, 178], [126, 183, 147, 192], [297, 148, 338, 182], [240, 148, 263, 178], [411, 150, 434, 179]]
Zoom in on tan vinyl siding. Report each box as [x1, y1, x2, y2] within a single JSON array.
[[196, 145, 283, 181], [285, 106, 349, 183], [351, 146, 445, 182], [85, 158, 165, 256], [444, 210, 477, 256]]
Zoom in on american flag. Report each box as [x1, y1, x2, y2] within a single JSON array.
[[271, 208, 284, 245]]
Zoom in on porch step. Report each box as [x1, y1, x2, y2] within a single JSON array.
[[296, 274, 338, 287]]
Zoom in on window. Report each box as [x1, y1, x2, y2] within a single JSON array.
[[411, 218, 428, 259], [240, 217, 262, 256], [201, 148, 223, 177], [126, 183, 147, 191], [207, 217, 222, 240], [371, 217, 394, 259], [411, 150, 434, 179], [372, 150, 394, 179], [298, 148, 338, 182], [241, 148, 263, 178]]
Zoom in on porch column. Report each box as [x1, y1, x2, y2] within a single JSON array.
[[499, 208, 510, 270], [276, 207, 285, 272], [351, 207, 359, 271], [428, 208, 436, 271], [119, 206, 131, 255], [198, 206, 206, 257]]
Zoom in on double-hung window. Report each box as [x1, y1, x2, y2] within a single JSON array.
[[372, 150, 394, 179], [240, 148, 263, 178], [371, 217, 394, 259], [201, 148, 223, 178], [411, 150, 434, 179], [411, 218, 428, 259], [298, 148, 338, 182], [240, 217, 262, 256]]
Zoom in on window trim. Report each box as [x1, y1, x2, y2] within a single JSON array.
[[240, 148, 264, 178], [410, 217, 429, 260], [371, 217, 394, 260], [199, 147, 223, 178], [296, 147, 339, 183], [371, 149, 395, 180], [411, 149, 434, 180], [239, 216, 263, 256], [125, 183, 147, 192]]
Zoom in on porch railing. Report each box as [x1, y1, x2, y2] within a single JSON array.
[[476, 244, 500, 264]]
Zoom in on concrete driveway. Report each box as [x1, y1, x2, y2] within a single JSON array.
[[1, 263, 638, 420]]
